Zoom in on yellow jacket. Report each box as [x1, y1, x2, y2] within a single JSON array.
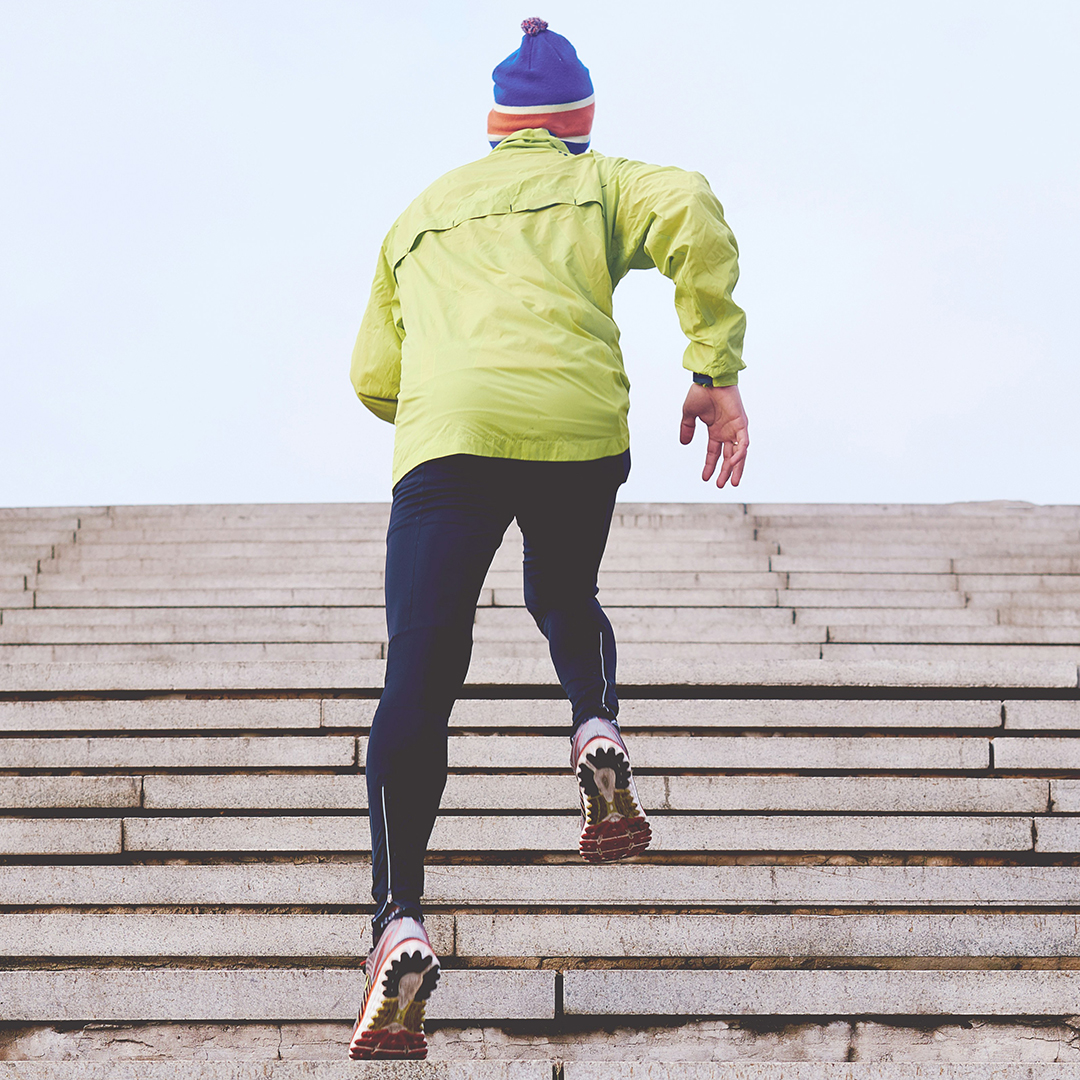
[[351, 129, 745, 485]]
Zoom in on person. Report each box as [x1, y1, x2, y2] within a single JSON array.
[[346, 17, 748, 1060]]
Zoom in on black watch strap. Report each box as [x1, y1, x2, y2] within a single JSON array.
[[692, 372, 715, 387]]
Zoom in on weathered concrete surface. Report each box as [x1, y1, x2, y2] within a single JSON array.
[[3, 863, 1078, 908], [566, 1065, 1080, 1078], [0, 818, 120, 855], [0, 776, 139, 809], [0, 914, 452, 958], [0, 1061, 548, 1078], [119, 812, 1035, 854], [822, 642, 1080, 663], [0, 736, 354, 768], [434, 697, 1005, 730], [417, 734, 991, 771], [142, 775, 371, 811], [0, 699, 324, 732], [0, 969, 554, 1022], [996, 738, 1080, 769], [7, 912, 1079, 961], [143, 773, 1047, 814], [455, 913, 1080, 958], [563, 969, 1080, 1016], [1034, 817, 1080, 852], [1007, 700, 1080, 729], [1, 658, 1074, 693], [6, 1018, 1080, 1064]]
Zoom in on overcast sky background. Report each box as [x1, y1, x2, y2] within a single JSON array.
[[2, 0, 1077, 509]]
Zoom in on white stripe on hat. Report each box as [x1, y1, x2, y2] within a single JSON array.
[[490, 93, 595, 115], [488, 130, 592, 143]]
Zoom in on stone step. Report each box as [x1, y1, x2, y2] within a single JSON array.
[[0, 968, 553, 1022], [0, 1065, 548, 1080], [0, 642, 830, 663], [561, 968, 1080, 1017], [1005, 700, 1080, 729], [0, 657, 1070, 692], [0, 735, 355, 768], [427, 734, 991, 771], [138, 774, 1044, 813], [821, 643, 1080, 662], [744, 502, 1080, 518], [0, 773, 1048, 814], [0, 731, 994, 772], [0, 642, 385, 663], [30, 587, 393, 608], [968, 592, 1080, 609], [958, 573, 1080, 591], [0, 912, 453, 957], [54, 535, 772, 558], [773, 557, 955, 573], [776, 556, 1080, 574], [3, 862, 1075, 907], [797, 608, 991, 625], [787, 572, 959, 590], [776, 543, 1080, 558], [759, 524, 1080, 539], [564, 1065, 1080, 1079], [108, 813, 1036, 855], [0, 813, 1037, 857], [0, 696, 1008, 733], [0, 775, 140, 808], [73, 526, 393, 543], [454, 912, 1080, 958], [2, 912, 1077, 960], [828, 626, 1080, 644], [37, 553, 778, 574], [0, 698, 330, 731], [26, 572, 782, 591], [0, 543, 66, 559], [1049, 780, 1080, 810]]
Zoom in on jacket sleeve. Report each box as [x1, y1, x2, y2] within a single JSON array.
[[600, 157, 746, 385], [350, 243, 403, 423]]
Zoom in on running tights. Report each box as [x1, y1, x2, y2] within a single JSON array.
[[365, 451, 630, 930]]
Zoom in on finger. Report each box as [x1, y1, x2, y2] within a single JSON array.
[[717, 437, 748, 488], [702, 432, 723, 481], [679, 409, 697, 446]]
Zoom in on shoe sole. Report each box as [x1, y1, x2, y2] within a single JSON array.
[[576, 736, 652, 863], [349, 939, 440, 1060]]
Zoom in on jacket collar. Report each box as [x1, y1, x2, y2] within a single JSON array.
[[491, 128, 574, 156]]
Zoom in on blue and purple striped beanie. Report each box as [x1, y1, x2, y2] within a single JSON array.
[[488, 18, 594, 154]]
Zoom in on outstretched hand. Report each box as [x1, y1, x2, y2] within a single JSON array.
[[679, 383, 749, 488]]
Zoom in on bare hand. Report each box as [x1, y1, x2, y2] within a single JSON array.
[[679, 383, 749, 487]]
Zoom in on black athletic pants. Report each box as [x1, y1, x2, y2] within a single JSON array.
[[366, 450, 630, 928]]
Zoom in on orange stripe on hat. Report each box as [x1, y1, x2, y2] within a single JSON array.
[[487, 102, 595, 140]]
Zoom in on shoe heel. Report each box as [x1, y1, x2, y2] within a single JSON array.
[[349, 1026, 427, 1059]]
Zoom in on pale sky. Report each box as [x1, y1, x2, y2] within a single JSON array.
[[2, 0, 1077, 508]]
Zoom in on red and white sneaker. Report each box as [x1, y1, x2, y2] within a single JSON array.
[[571, 716, 651, 863], [348, 914, 440, 1060]]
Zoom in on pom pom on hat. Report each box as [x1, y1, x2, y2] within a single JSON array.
[[488, 19, 594, 153]]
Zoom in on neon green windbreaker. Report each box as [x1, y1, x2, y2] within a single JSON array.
[[351, 128, 745, 486]]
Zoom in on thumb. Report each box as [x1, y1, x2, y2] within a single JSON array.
[[679, 405, 697, 445]]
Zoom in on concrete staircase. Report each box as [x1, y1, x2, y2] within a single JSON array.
[[1, 501, 1079, 1077]]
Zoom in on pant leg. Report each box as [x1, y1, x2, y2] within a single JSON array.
[[514, 450, 630, 732], [367, 455, 513, 922]]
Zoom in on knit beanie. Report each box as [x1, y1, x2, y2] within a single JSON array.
[[488, 18, 594, 154]]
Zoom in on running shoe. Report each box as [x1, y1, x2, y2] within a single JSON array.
[[348, 913, 440, 1060], [571, 715, 651, 863]]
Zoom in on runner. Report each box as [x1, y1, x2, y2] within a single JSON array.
[[347, 17, 748, 1059]]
